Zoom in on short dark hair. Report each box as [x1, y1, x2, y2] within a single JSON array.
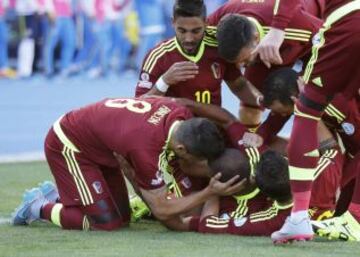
[[255, 150, 291, 202], [173, 0, 206, 20], [175, 118, 225, 160], [217, 14, 255, 62], [263, 67, 299, 107], [209, 148, 250, 183]]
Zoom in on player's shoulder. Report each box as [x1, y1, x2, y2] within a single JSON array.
[[142, 37, 177, 72], [204, 26, 218, 48]]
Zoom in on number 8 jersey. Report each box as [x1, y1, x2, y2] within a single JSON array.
[[52, 97, 193, 190]]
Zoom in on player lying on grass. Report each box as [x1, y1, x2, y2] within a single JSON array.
[[11, 97, 243, 231]]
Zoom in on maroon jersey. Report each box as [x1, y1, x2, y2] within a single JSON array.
[[225, 122, 268, 177], [220, 189, 270, 218], [58, 97, 192, 190], [272, 0, 353, 29], [322, 95, 360, 157], [199, 201, 292, 236], [258, 94, 360, 156], [207, 0, 322, 66], [134, 30, 241, 106]]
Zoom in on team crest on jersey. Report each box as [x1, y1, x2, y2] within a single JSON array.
[[211, 62, 221, 79], [151, 170, 164, 186], [92, 181, 103, 194], [341, 122, 355, 135], [138, 72, 153, 89]]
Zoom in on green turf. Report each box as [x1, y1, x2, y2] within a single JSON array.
[[0, 162, 359, 257]]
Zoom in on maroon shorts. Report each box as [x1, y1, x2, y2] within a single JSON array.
[[310, 148, 344, 211], [44, 128, 131, 224], [303, 11, 360, 104]]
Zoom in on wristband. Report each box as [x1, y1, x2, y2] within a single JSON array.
[[155, 76, 170, 93]]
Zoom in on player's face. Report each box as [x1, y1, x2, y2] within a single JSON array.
[[232, 35, 259, 68], [268, 100, 294, 117], [234, 41, 257, 68], [173, 16, 206, 55]]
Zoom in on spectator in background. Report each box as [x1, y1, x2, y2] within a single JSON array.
[[0, 0, 16, 78], [69, 0, 96, 75], [134, 0, 165, 71], [204, 0, 226, 15], [15, 0, 42, 78], [111, 0, 132, 73], [88, 0, 133, 78], [162, 0, 175, 38], [44, 0, 75, 77]]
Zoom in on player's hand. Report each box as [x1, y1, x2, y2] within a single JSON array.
[[252, 28, 285, 68], [208, 173, 247, 196], [242, 132, 264, 148], [163, 61, 199, 85]]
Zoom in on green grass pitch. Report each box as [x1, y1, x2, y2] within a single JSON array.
[[0, 161, 359, 257]]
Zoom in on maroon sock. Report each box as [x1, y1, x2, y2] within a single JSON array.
[[348, 203, 360, 223], [40, 203, 85, 230], [288, 101, 321, 212]]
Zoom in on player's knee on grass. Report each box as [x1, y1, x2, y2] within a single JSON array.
[[83, 198, 128, 231]]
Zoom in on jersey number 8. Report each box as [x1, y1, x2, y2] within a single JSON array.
[[105, 98, 152, 114]]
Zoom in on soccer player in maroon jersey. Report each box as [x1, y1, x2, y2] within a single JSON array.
[[135, 0, 261, 109], [11, 97, 244, 231], [206, 0, 323, 127], [198, 149, 293, 236], [252, 0, 360, 243]]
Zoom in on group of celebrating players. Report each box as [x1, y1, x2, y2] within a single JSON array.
[[11, 0, 360, 244]]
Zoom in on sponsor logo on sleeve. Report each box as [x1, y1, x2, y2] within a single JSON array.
[[342, 122, 355, 135], [138, 72, 153, 89]]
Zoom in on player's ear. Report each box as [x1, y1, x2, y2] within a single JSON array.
[[174, 144, 187, 157], [254, 31, 260, 44]]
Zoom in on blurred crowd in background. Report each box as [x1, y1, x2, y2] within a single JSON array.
[[0, 0, 226, 80]]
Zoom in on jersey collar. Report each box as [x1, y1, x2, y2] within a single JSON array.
[[175, 37, 206, 63], [233, 187, 260, 201]]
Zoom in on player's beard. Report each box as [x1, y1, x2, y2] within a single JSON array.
[[178, 38, 202, 56]]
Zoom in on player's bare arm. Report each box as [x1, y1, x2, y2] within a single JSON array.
[[225, 76, 263, 107], [252, 28, 285, 68], [142, 61, 199, 97], [200, 196, 220, 220], [139, 173, 242, 221], [173, 98, 237, 128]]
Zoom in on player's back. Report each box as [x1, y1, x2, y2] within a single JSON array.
[[59, 97, 192, 168]]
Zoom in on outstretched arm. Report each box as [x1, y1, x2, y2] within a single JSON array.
[[173, 98, 237, 128], [225, 77, 263, 108]]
